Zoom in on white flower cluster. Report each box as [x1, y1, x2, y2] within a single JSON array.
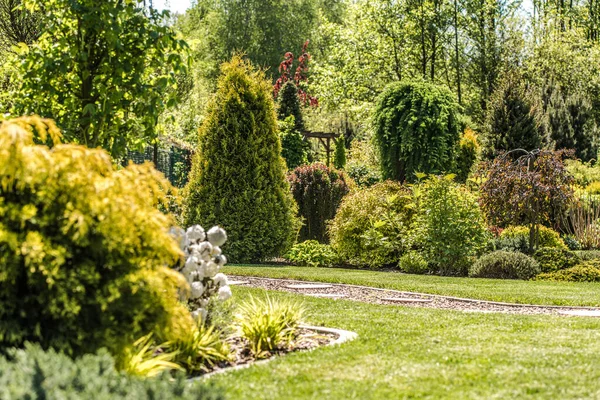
[[178, 225, 232, 323]]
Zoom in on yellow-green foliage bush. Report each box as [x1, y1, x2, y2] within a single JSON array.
[[500, 225, 567, 249], [455, 128, 480, 183], [535, 261, 600, 282], [0, 117, 194, 356], [329, 181, 416, 268]]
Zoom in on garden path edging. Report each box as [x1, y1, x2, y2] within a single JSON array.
[[230, 275, 600, 316], [194, 325, 358, 380]]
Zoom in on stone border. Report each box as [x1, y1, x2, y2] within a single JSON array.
[[195, 324, 358, 380]]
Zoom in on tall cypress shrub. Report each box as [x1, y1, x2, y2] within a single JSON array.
[[373, 81, 460, 182], [183, 57, 299, 263]]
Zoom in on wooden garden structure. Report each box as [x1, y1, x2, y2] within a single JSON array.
[[303, 131, 339, 166]]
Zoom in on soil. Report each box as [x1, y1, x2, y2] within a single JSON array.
[[229, 275, 600, 316]]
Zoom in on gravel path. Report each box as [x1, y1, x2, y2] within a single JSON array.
[[229, 275, 600, 316]]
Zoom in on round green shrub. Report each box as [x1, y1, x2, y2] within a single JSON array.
[[285, 240, 340, 268], [329, 181, 416, 268], [532, 247, 581, 273], [288, 163, 350, 243], [415, 176, 489, 276], [398, 251, 429, 275], [535, 262, 600, 282], [183, 57, 300, 263], [373, 81, 460, 182], [0, 117, 194, 356], [469, 251, 541, 280], [500, 226, 567, 250]]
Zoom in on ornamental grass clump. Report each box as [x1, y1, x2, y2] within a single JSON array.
[[0, 116, 194, 357], [236, 295, 305, 358]]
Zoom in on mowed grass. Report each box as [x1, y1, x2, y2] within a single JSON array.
[[212, 286, 600, 399], [223, 265, 600, 307]]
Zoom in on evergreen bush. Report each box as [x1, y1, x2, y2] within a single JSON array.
[[0, 344, 222, 400], [288, 163, 350, 243], [483, 72, 543, 157], [535, 262, 600, 282], [0, 117, 194, 357], [469, 251, 541, 280], [455, 128, 480, 183], [334, 137, 347, 169], [277, 81, 305, 132], [279, 116, 308, 169], [532, 247, 581, 273], [183, 57, 300, 263], [373, 81, 460, 182]]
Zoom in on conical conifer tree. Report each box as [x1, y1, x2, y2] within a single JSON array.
[[277, 81, 305, 132], [183, 56, 299, 262], [483, 73, 544, 157]]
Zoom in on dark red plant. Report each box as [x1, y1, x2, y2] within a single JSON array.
[[274, 40, 318, 107]]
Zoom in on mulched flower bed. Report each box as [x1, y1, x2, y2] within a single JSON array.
[[230, 275, 600, 316], [197, 327, 339, 378]]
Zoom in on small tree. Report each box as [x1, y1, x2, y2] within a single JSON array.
[[273, 40, 318, 107], [183, 56, 299, 263], [288, 163, 350, 243], [373, 81, 460, 182], [333, 137, 346, 170], [13, 0, 188, 159], [483, 73, 544, 158], [479, 149, 575, 253]]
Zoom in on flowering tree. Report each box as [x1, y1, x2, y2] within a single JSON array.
[[175, 225, 232, 323], [273, 40, 318, 107]]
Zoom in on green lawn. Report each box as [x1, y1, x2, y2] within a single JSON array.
[[223, 265, 600, 307], [212, 286, 600, 399]]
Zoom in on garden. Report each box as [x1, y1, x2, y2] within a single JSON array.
[[1, 0, 600, 399]]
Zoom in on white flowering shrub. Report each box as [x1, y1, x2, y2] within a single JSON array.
[[173, 225, 233, 323]]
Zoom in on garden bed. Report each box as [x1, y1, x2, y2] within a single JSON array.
[[198, 325, 358, 378]]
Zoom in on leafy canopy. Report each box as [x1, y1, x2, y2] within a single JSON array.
[[13, 0, 188, 158]]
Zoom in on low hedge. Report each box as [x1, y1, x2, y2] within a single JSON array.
[[469, 251, 540, 280], [535, 262, 600, 282], [0, 344, 223, 400]]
